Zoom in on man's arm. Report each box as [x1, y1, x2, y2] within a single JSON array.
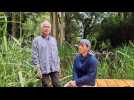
[[73, 56, 78, 80], [32, 39, 40, 66], [64, 57, 79, 87], [32, 39, 42, 78]]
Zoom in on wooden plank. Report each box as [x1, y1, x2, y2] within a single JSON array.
[[96, 79, 134, 87], [124, 80, 134, 87], [107, 79, 119, 87], [112, 79, 120, 87], [112, 79, 129, 87], [96, 80, 99, 86], [104, 79, 113, 87], [96, 79, 108, 87]]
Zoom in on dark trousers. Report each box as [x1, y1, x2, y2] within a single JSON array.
[[41, 72, 61, 87]]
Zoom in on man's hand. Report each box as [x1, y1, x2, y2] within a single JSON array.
[[70, 80, 77, 87], [35, 65, 42, 79], [64, 80, 77, 87]]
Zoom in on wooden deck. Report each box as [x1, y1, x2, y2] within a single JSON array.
[[96, 79, 134, 87], [60, 75, 134, 87]]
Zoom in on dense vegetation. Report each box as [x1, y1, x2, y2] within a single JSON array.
[[0, 12, 133, 87]]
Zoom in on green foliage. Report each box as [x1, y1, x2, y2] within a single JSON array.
[[97, 42, 134, 79], [22, 12, 50, 37], [97, 13, 134, 48], [59, 41, 77, 78], [0, 12, 134, 87], [0, 40, 40, 87]]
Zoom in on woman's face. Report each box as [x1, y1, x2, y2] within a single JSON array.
[[79, 44, 89, 54]]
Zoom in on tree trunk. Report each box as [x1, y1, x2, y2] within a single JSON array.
[[50, 12, 65, 46], [50, 12, 56, 38], [65, 12, 71, 43], [59, 12, 65, 45], [56, 12, 65, 45]]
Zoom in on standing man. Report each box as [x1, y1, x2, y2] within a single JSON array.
[[32, 20, 61, 87]]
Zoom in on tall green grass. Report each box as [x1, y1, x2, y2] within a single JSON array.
[[0, 39, 41, 87], [97, 42, 134, 79], [0, 36, 133, 86], [0, 38, 133, 86], [59, 41, 77, 86], [0, 38, 76, 86]]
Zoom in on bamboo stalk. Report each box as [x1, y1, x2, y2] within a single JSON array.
[[3, 12, 8, 51], [18, 71, 25, 87]]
